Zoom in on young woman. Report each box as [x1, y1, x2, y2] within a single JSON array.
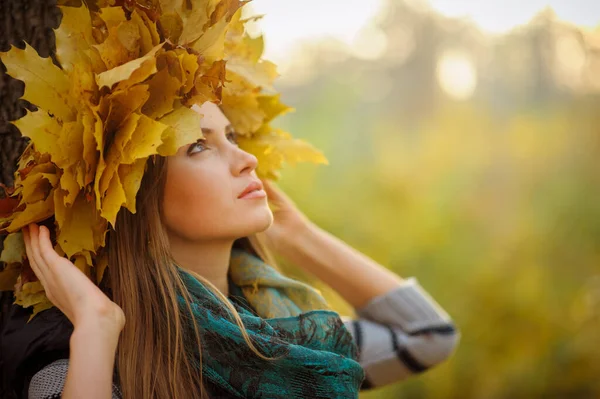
[[1, 100, 460, 399]]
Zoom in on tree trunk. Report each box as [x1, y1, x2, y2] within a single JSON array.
[[0, 0, 61, 190], [0, 2, 61, 397]]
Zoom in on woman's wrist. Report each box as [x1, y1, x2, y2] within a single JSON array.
[[273, 219, 405, 308], [65, 318, 120, 399], [71, 314, 123, 348], [275, 221, 330, 275], [274, 218, 316, 259], [73, 300, 125, 332]]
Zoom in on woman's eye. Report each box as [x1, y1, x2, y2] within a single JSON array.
[[227, 132, 239, 146], [188, 140, 208, 155]]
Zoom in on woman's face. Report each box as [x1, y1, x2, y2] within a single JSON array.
[[162, 101, 273, 242]]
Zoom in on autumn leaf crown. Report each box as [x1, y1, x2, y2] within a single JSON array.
[[0, 0, 327, 318]]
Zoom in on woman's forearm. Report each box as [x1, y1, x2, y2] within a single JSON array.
[[62, 324, 120, 399], [277, 221, 405, 309]]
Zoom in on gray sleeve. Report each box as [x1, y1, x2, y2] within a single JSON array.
[[343, 278, 460, 389], [28, 358, 122, 399]]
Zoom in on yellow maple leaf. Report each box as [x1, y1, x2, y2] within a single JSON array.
[[175, 0, 219, 45], [81, 106, 103, 187], [6, 182, 54, 233], [186, 59, 227, 106], [60, 169, 81, 207], [68, 57, 100, 105], [56, 119, 85, 169], [101, 168, 128, 226], [121, 114, 169, 163], [156, 103, 205, 156], [96, 43, 163, 89], [227, 59, 278, 92], [142, 67, 182, 119], [191, 18, 230, 63], [18, 170, 57, 207], [158, 12, 184, 43], [54, 4, 101, 73], [94, 19, 141, 69], [210, 0, 246, 26], [1, 44, 75, 123], [100, 113, 143, 197], [257, 94, 293, 122], [103, 85, 150, 135], [14, 279, 54, 321], [55, 192, 106, 258], [179, 51, 200, 94], [0, 232, 26, 264], [98, 113, 167, 225], [221, 73, 265, 135], [13, 110, 63, 162], [238, 128, 328, 178], [119, 158, 148, 213], [130, 9, 161, 55], [224, 12, 277, 91], [98, 6, 127, 29]]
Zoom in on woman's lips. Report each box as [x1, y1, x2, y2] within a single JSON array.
[[238, 180, 265, 199], [239, 189, 267, 199]]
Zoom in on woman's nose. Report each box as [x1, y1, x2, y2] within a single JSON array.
[[232, 146, 259, 176]]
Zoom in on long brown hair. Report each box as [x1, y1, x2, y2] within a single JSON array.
[[106, 155, 275, 398]]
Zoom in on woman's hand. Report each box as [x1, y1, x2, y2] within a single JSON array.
[[261, 179, 312, 253], [23, 223, 125, 336]]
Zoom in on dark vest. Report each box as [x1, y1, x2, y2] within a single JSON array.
[[0, 292, 72, 399], [0, 279, 256, 399]]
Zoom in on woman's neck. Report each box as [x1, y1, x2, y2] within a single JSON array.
[[168, 235, 233, 296]]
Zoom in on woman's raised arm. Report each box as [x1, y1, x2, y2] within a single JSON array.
[[23, 223, 124, 399], [261, 181, 459, 388]]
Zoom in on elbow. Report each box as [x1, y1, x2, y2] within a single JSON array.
[[435, 329, 461, 364], [420, 325, 461, 367]]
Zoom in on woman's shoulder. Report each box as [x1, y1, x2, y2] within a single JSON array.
[[30, 358, 236, 399], [29, 358, 122, 399]]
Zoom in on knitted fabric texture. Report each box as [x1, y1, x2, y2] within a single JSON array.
[[174, 248, 364, 398]]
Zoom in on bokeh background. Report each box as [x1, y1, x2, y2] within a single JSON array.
[[246, 1, 600, 398]]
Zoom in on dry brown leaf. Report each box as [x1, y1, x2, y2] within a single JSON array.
[[0, 263, 21, 291]]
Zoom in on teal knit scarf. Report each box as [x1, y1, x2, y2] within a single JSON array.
[[176, 248, 364, 398]]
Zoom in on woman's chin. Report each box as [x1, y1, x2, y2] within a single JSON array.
[[249, 207, 274, 234]]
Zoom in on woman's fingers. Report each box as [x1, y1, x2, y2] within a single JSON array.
[[262, 179, 298, 211], [262, 179, 279, 199], [20, 224, 123, 329], [24, 223, 57, 301], [27, 224, 44, 268], [36, 225, 60, 290], [38, 225, 60, 267], [262, 179, 287, 208], [23, 225, 47, 286]]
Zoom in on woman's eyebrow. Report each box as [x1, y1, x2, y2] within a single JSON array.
[[200, 125, 233, 135]]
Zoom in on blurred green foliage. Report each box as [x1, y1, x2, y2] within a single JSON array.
[[272, 2, 600, 397]]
